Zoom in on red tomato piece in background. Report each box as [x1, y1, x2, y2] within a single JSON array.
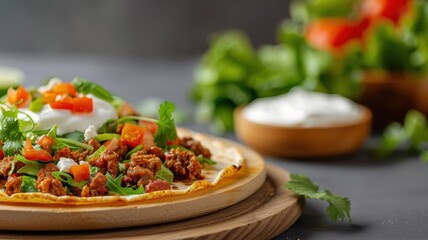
[[361, 0, 412, 24], [306, 18, 369, 53]]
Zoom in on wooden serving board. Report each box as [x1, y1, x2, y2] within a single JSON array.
[[0, 164, 302, 239]]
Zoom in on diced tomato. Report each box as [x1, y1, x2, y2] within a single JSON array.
[[52, 83, 77, 97], [361, 0, 412, 24], [48, 94, 74, 111], [36, 135, 54, 153], [120, 123, 146, 148], [22, 138, 53, 162], [70, 164, 90, 182], [140, 120, 158, 135], [305, 18, 369, 53], [7, 86, 31, 107], [166, 137, 180, 146], [43, 92, 58, 103], [73, 97, 93, 113]]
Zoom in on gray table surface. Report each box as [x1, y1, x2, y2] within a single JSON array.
[[0, 52, 427, 240]]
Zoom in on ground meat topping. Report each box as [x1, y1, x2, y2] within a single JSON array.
[[164, 148, 203, 180], [4, 174, 22, 196], [53, 147, 73, 162], [123, 166, 155, 187], [179, 137, 212, 159], [89, 151, 119, 178], [148, 146, 166, 161], [0, 156, 25, 178], [35, 163, 67, 196], [129, 150, 162, 173], [81, 172, 108, 197]]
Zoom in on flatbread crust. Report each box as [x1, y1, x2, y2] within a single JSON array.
[[0, 129, 244, 205]]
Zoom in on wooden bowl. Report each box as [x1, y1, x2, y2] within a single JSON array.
[[359, 71, 428, 129], [234, 105, 372, 158]]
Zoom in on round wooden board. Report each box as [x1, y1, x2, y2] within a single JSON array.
[[0, 164, 303, 239], [0, 136, 267, 231]]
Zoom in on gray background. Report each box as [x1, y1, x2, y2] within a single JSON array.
[[0, 0, 290, 58]]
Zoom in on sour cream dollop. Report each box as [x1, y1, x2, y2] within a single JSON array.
[[21, 94, 118, 135], [243, 88, 362, 127]]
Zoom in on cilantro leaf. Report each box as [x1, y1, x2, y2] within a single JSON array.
[[52, 171, 88, 189], [0, 110, 24, 156], [155, 164, 174, 183], [9, 155, 45, 176], [285, 173, 352, 223], [154, 101, 177, 148], [374, 122, 407, 159], [375, 110, 428, 161], [105, 173, 145, 195], [2, 139, 23, 157]]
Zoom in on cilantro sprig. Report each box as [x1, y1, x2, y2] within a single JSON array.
[[375, 110, 428, 162], [0, 105, 35, 156], [285, 173, 352, 223]]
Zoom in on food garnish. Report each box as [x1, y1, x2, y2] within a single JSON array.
[[285, 173, 352, 223], [0, 78, 231, 200]]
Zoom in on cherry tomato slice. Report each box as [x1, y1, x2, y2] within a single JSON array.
[[120, 123, 146, 148]]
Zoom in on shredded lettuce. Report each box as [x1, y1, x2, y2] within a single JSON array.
[[9, 155, 45, 176], [21, 175, 37, 193]]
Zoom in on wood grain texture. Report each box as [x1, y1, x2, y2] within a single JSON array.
[[0, 164, 303, 240]]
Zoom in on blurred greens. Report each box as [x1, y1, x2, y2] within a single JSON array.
[[375, 110, 428, 163], [191, 25, 361, 134], [191, 0, 428, 134], [290, 0, 358, 23]]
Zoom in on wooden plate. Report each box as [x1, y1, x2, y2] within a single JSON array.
[[0, 135, 267, 231], [0, 164, 302, 239]]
